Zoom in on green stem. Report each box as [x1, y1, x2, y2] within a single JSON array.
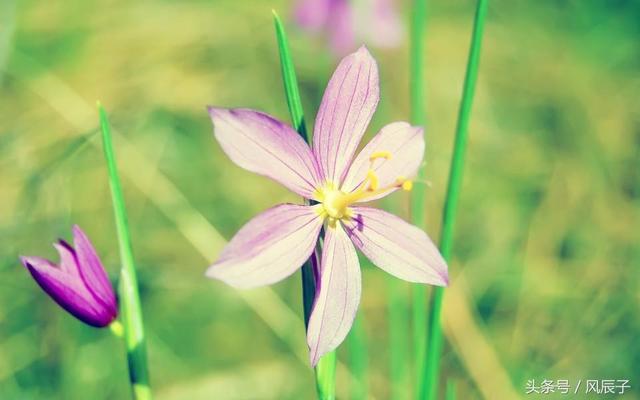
[[273, 11, 336, 399], [420, 1, 488, 399], [99, 104, 152, 400], [315, 350, 337, 399], [408, 0, 428, 397]]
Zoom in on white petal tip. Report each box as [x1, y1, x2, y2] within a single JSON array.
[[207, 106, 222, 118], [356, 44, 370, 53], [430, 269, 449, 287], [204, 264, 228, 281], [354, 45, 374, 60], [204, 265, 227, 281], [204, 266, 215, 278], [204, 265, 262, 290]]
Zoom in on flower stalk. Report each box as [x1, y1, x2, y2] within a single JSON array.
[[420, 1, 489, 399], [99, 104, 152, 400], [273, 11, 337, 399]]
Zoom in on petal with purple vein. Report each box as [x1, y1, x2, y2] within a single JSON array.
[[72, 225, 117, 314], [341, 121, 424, 200], [209, 108, 322, 199], [54, 240, 79, 275], [206, 204, 323, 289], [307, 223, 361, 366], [344, 207, 448, 285], [312, 46, 379, 185], [20, 256, 114, 327]]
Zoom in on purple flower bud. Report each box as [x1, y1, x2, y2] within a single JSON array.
[[20, 225, 118, 328]]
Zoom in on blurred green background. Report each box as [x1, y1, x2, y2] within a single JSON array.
[[1, 0, 639, 399]]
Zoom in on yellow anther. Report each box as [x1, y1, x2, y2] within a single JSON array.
[[317, 168, 412, 225], [369, 151, 392, 162], [395, 176, 413, 191], [366, 169, 379, 191]]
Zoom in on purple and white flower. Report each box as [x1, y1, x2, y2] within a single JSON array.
[[295, 0, 403, 55], [20, 225, 118, 328], [207, 46, 447, 365]]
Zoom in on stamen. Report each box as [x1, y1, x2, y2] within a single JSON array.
[[366, 170, 379, 191], [395, 176, 413, 191], [369, 151, 392, 162], [318, 165, 414, 223]]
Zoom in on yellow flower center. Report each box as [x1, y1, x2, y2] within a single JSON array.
[[315, 151, 413, 227]]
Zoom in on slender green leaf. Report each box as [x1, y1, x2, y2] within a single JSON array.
[[420, 1, 489, 399], [408, 0, 429, 397], [273, 10, 308, 142], [99, 104, 152, 400]]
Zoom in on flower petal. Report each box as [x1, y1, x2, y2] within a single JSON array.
[[20, 256, 115, 327], [53, 240, 79, 275], [295, 0, 331, 32], [344, 207, 448, 285], [312, 46, 379, 185], [206, 204, 323, 289], [72, 225, 118, 315], [327, 0, 355, 55], [307, 223, 361, 366], [209, 108, 322, 198], [341, 122, 424, 200]]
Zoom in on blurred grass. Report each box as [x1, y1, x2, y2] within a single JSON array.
[[1, 0, 639, 399]]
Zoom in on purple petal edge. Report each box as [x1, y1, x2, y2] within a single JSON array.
[[20, 255, 116, 327]]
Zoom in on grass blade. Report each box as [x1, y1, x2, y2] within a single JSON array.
[[273, 10, 308, 142], [273, 11, 337, 399], [99, 104, 152, 400], [420, 1, 489, 399], [408, 0, 429, 396]]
